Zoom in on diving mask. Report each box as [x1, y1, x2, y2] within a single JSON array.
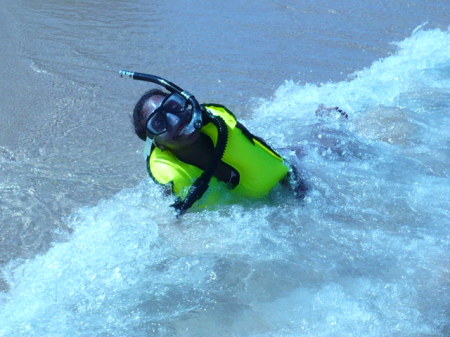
[[145, 93, 192, 136]]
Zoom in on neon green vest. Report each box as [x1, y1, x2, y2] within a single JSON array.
[[147, 105, 289, 208]]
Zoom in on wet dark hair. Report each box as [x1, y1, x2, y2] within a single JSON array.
[[133, 88, 169, 141]]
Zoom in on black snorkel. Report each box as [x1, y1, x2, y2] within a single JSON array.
[[119, 70, 203, 134]]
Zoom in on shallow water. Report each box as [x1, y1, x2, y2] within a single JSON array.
[[0, 0, 449, 336]]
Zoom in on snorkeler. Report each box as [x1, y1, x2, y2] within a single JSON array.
[[121, 71, 307, 215]]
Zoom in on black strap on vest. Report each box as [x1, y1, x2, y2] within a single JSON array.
[[171, 111, 229, 216]]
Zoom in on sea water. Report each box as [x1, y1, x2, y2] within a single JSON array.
[[0, 1, 449, 336], [1, 26, 448, 337]]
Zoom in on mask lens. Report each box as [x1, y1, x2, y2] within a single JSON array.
[[147, 112, 166, 135], [162, 93, 187, 114]]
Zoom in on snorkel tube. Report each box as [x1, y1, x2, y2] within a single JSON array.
[[119, 70, 203, 134]]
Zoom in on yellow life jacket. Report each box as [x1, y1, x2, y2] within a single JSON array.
[[147, 104, 289, 208]]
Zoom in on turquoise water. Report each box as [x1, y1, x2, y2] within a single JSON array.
[[1, 25, 449, 336]]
